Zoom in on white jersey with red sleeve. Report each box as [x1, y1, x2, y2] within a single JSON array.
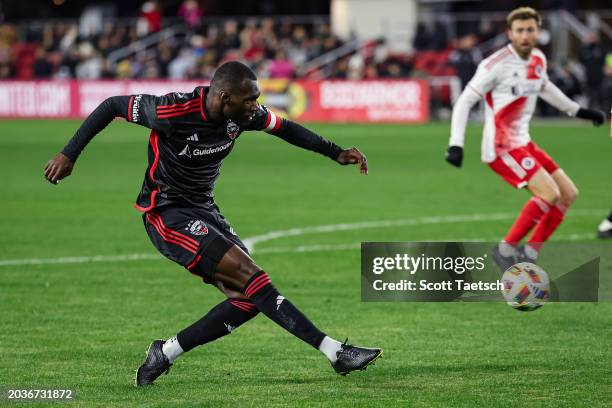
[[450, 44, 580, 163]]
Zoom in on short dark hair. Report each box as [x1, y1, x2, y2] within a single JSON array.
[[210, 61, 257, 91], [507, 7, 542, 28]]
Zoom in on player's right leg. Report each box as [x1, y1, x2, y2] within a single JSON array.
[[214, 245, 383, 376]]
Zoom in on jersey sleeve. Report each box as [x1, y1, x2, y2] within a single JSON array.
[[539, 80, 580, 116], [126, 91, 204, 133], [245, 104, 283, 133], [465, 61, 499, 96], [449, 86, 482, 148], [246, 105, 343, 160]]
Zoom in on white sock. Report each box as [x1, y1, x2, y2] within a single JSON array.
[[162, 336, 184, 363], [523, 244, 539, 260], [598, 218, 612, 232], [498, 241, 518, 257], [318, 336, 343, 363]]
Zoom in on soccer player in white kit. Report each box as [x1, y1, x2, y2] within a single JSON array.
[[445, 7, 606, 269]]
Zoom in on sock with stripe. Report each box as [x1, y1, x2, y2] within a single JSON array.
[[527, 204, 567, 251], [244, 271, 327, 350], [504, 197, 551, 245], [164, 298, 259, 362]]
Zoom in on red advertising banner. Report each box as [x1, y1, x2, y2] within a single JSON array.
[[257, 79, 429, 123], [0, 79, 429, 123]]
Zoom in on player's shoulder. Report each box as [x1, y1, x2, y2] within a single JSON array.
[[155, 87, 204, 120], [158, 87, 203, 106], [480, 45, 513, 71], [530, 48, 548, 65]]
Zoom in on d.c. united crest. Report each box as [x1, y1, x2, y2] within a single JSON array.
[[226, 121, 239, 140], [186, 220, 209, 236]]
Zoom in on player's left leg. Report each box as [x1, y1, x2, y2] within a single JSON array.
[[492, 167, 559, 270], [522, 168, 578, 260], [518, 140, 577, 261]]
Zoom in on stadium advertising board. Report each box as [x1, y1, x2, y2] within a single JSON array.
[[0, 79, 429, 123]]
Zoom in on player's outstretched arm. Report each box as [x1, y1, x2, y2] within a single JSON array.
[[44, 96, 130, 184], [446, 87, 481, 168], [540, 81, 605, 126], [257, 107, 368, 174], [274, 120, 367, 174]]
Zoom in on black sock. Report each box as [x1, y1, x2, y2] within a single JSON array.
[[176, 298, 259, 352], [243, 271, 326, 349], [607, 211, 612, 222]]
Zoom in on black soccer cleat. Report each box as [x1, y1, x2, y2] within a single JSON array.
[[135, 340, 172, 386], [491, 243, 518, 273], [331, 339, 383, 376], [598, 229, 612, 239]]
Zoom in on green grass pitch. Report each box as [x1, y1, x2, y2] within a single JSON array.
[[1, 119, 611, 407]]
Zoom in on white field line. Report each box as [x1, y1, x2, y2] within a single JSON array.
[[0, 210, 604, 267], [253, 232, 597, 255], [0, 253, 163, 266], [242, 209, 604, 252]]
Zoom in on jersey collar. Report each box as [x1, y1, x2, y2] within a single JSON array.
[[199, 86, 210, 121], [507, 43, 531, 61]]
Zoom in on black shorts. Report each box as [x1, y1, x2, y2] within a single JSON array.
[[143, 204, 248, 284]]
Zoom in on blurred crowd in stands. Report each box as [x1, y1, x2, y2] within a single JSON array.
[[0, 0, 611, 112], [0, 0, 347, 81]]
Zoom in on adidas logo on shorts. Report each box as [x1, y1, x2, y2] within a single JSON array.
[[187, 134, 199, 142]]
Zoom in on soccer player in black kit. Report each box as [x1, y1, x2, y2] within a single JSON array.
[[44, 61, 382, 385]]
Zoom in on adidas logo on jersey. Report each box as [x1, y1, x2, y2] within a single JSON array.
[[187, 134, 199, 142]]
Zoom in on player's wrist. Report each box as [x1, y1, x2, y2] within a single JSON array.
[[60, 149, 78, 163], [330, 145, 344, 161]]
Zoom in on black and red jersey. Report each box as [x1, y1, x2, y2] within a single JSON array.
[[62, 86, 342, 212]]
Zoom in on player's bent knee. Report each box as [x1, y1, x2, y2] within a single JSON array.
[[547, 184, 561, 205], [235, 258, 260, 279], [564, 186, 578, 206], [539, 188, 560, 206]]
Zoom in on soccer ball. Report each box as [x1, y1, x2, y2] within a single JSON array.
[[501, 262, 550, 311]]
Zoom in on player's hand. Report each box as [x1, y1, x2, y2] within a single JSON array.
[[44, 153, 74, 185], [337, 147, 368, 175], [576, 108, 606, 127], [445, 145, 463, 168]]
